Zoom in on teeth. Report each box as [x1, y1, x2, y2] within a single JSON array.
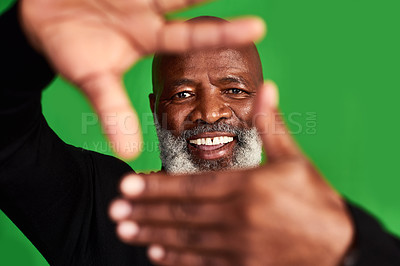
[[189, 136, 234, 146], [213, 138, 219, 145]]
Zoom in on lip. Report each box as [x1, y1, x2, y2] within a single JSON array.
[[187, 132, 237, 161], [187, 131, 236, 140]]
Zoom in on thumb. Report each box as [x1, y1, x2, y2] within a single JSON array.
[[80, 73, 143, 160], [254, 81, 302, 162]]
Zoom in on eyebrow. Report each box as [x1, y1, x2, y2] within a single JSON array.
[[169, 75, 250, 89], [170, 78, 197, 88], [218, 76, 249, 87]]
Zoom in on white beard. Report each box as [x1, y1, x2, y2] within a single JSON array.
[[154, 118, 262, 174]]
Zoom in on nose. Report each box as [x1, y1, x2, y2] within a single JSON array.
[[189, 91, 232, 124]]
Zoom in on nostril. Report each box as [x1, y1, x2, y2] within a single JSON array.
[[189, 102, 232, 124]]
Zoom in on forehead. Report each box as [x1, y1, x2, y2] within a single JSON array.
[[156, 48, 258, 87], [173, 49, 250, 71]]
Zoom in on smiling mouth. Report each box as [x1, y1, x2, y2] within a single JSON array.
[[188, 136, 234, 150], [187, 133, 237, 160]]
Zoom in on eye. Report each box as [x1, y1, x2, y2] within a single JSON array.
[[173, 91, 193, 99], [225, 88, 246, 95]]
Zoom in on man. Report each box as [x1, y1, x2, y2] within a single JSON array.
[[1, 1, 399, 266]]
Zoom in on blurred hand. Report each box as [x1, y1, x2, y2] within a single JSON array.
[[19, 0, 265, 159], [110, 82, 354, 266]]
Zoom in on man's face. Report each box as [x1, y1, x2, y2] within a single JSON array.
[[151, 47, 263, 173]]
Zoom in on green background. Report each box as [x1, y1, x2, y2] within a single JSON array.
[[1, 0, 399, 264]]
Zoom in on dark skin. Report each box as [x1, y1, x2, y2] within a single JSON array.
[[109, 45, 355, 266], [149, 47, 263, 163]]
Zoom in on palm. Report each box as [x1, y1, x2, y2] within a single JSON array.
[[20, 0, 265, 159], [21, 0, 165, 82]]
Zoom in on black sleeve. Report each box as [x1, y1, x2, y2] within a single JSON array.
[[0, 3, 151, 265], [346, 202, 400, 266]]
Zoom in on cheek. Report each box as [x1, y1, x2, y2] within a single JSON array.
[[231, 98, 255, 127], [157, 104, 191, 136]]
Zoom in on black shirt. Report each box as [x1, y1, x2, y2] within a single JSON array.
[[0, 2, 399, 265]]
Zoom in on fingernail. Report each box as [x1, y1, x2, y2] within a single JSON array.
[[232, 17, 267, 40], [117, 221, 139, 239], [120, 175, 145, 197], [148, 245, 165, 261], [251, 17, 267, 39], [110, 200, 132, 220]]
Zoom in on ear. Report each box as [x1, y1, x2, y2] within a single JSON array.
[[149, 93, 156, 114]]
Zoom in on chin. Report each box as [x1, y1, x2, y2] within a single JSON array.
[[189, 155, 234, 172]]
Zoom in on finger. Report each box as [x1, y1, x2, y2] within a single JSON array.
[[117, 221, 229, 251], [119, 171, 246, 200], [109, 199, 229, 225], [80, 73, 143, 159], [254, 81, 302, 162], [158, 17, 266, 53], [148, 245, 231, 266], [151, 0, 207, 14]]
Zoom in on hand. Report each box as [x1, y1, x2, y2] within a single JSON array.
[[109, 82, 354, 265], [19, 0, 265, 159]]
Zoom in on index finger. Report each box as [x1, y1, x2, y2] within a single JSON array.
[[119, 171, 245, 200], [158, 17, 266, 53]]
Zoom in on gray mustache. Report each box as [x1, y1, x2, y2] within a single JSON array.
[[181, 123, 245, 140]]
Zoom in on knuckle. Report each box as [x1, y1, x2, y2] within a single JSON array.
[[134, 205, 149, 219], [286, 158, 314, 184], [146, 227, 166, 243], [243, 205, 261, 226], [169, 202, 198, 221], [217, 201, 236, 225], [198, 256, 228, 266], [184, 254, 230, 266], [232, 200, 260, 226], [162, 249, 180, 265], [243, 170, 265, 193], [177, 228, 203, 246], [180, 173, 218, 197], [192, 256, 209, 266], [180, 174, 198, 196]]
